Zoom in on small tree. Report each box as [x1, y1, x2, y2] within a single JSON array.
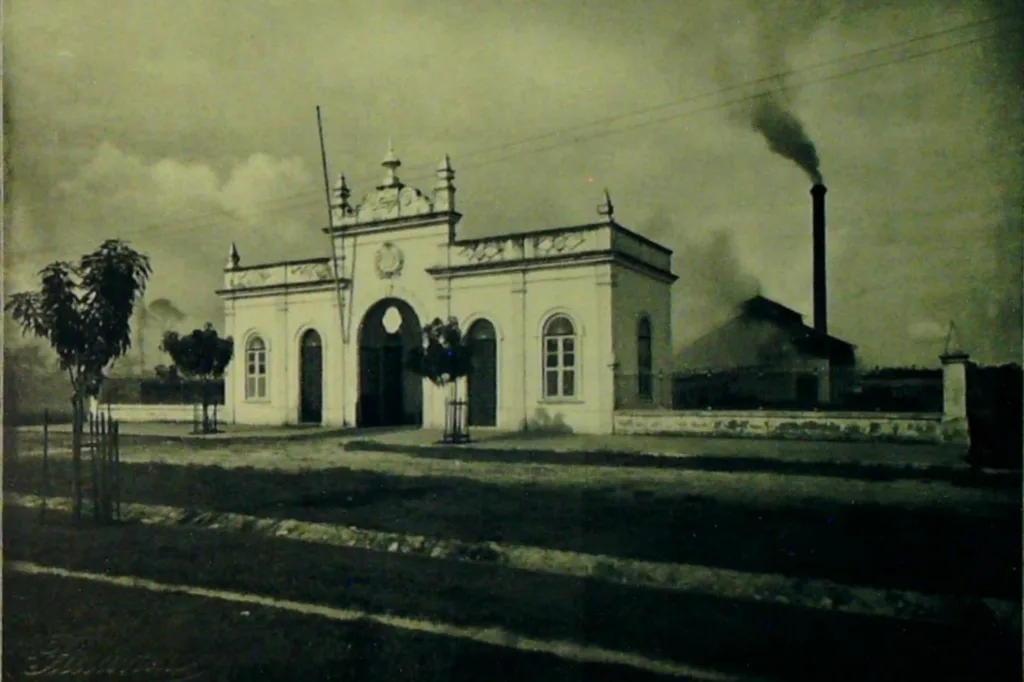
[[406, 316, 474, 441], [160, 323, 233, 433], [153, 364, 181, 382], [8, 239, 152, 521]]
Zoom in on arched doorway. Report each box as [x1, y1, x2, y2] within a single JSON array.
[[466, 319, 497, 427], [299, 329, 323, 424], [357, 298, 423, 427]]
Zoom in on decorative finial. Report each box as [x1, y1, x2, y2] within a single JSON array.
[[436, 154, 455, 183], [227, 242, 240, 270], [943, 320, 966, 357], [597, 188, 615, 219], [433, 154, 456, 212], [381, 139, 402, 188], [332, 173, 352, 213]]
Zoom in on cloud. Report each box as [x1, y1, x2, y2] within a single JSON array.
[[907, 319, 947, 341], [9, 144, 320, 328]]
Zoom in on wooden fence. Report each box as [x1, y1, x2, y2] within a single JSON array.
[[38, 409, 122, 523]]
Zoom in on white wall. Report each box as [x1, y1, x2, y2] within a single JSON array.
[[611, 264, 674, 408], [88, 400, 196, 423], [226, 288, 344, 426], [434, 260, 613, 434]]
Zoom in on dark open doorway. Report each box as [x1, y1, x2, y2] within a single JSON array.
[[299, 329, 323, 424], [357, 298, 423, 428], [466, 319, 497, 427]]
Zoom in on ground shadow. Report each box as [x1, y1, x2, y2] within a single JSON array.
[[341, 440, 1012, 488], [6, 459, 1020, 599], [6, 509, 1019, 682], [6, 570, 679, 682]]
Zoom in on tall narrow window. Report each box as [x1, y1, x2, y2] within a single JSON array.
[[245, 337, 268, 399], [543, 314, 576, 399], [637, 317, 653, 400]]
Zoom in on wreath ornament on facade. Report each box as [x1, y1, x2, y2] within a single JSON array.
[[374, 242, 405, 280]]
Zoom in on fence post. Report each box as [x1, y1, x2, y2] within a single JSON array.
[[40, 409, 49, 521], [98, 412, 106, 521], [113, 420, 121, 521], [104, 411, 114, 518], [89, 413, 99, 522]]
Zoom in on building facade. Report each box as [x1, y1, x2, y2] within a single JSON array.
[[216, 146, 676, 434]]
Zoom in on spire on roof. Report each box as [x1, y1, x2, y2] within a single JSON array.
[[381, 139, 402, 188], [943, 320, 967, 357], [332, 173, 352, 213], [434, 154, 456, 212], [437, 153, 453, 176], [227, 242, 240, 270], [597, 188, 614, 220]]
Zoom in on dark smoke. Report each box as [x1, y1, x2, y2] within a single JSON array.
[[751, 96, 823, 184], [668, 0, 831, 183]]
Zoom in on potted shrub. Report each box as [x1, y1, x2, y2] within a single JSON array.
[[406, 316, 474, 443]]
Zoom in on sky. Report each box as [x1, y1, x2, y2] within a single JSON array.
[[4, 0, 1022, 368]]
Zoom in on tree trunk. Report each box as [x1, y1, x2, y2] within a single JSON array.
[[70, 395, 85, 521], [201, 379, 211, 433]]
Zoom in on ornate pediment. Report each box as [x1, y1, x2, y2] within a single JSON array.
[[354, 185, 434, 223], [331, 143, 455, 229]]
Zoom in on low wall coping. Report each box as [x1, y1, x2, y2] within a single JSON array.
[[615, 409, 942, 422], [104, 404, 198, 410]]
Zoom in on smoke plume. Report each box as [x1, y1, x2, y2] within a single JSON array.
[[674, 0, 831, 182], [751, 96, 823, 184]]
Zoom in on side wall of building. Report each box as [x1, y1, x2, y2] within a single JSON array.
[[224, 288, 344, 426], [610, 264, 674, 409], [429, 260, 614, 435]]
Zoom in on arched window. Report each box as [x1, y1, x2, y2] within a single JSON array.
[[301, 330, 322, 348], [542, 314, 576, 399], [245, 336, 268, 399], [637, 316, 653, 400]]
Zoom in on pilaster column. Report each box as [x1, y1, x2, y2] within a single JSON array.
[[940, 350, 970, 446], [223, 302, 237, 424], [276, 298, 290, 425], [511, 279, 528, 430], [594, 268, 616, 435]]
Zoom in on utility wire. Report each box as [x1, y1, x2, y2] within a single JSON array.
[[8, 17, 1017, 260]]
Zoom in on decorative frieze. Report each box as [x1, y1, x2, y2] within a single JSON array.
[[227, 260, 336, 291], [231, 269, 272, 288], [532, 232, 586, 256], [458, 240, 507, 264], [288, 262, 334, 281]]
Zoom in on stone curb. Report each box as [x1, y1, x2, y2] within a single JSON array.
[[9, 493, 1018, 634]]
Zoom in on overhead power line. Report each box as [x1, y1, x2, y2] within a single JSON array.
[[8, 16, 1018, 260]]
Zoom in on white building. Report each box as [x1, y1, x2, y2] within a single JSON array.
[[216, 146, 677, 434]]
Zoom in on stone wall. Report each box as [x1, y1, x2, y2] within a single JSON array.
[[613, 409, 944, 444], [88, 400, 198, 423], [616, 352, 971, 445]]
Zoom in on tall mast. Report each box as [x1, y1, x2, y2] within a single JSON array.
[[316, 106, 350, 426]]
